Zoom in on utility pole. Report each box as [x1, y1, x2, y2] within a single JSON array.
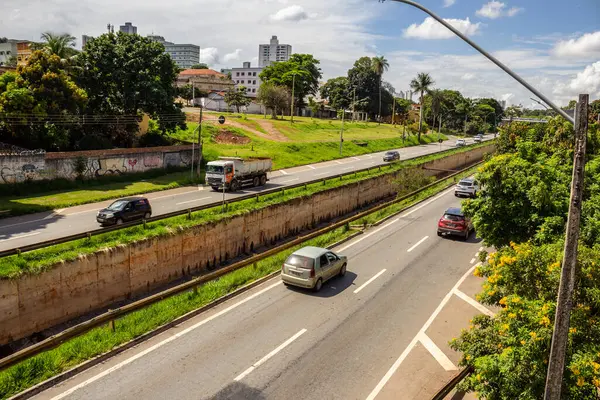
[[544, 94, 589, 400], [196, 104, 203, 179], [339, 109, 345, 155], [290, 73, 296, 123], [352, 88, 356, 122]]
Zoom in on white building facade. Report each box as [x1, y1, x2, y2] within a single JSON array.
[[120, 22, 137, 34], [231, 62, 263, 98], [258, 36, 292, 67], [0, 42, 17, 66]]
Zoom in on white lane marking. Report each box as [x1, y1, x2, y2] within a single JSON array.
[[407, 236, 429, 253], [280, 178, 300, 184], [470, 258, 476, 264], [49, 281, 282, 400], [352, 157, 361, 161], [315, 171, 330, 177], [335, 160, 343, 165], [453, 289, 496, 317], [399, 187, 455, 219], [2, 232, 41, 241], [307, 165, 316, 170], [233, 328, 307, 382], [280, 170, 288, 175], [152, 190, 198, 200], [418, 332, 457, 371], [342, 166, 355, 171], [176, 197, 211, 206], [365, 264, 477, 400], [338, 219, 399, 252], [353, 269, 387, 294]]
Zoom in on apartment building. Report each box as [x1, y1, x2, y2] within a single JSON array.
[[230, 62, 263, 97], [120, 22, 137, 34], [258, 36, 292, 67], [0, 42, 17, 66], [148, 35, 200, 70]]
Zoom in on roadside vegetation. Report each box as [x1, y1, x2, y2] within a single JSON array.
[[0, 142, 492, 278], [449, 117, 600, 398], [0, 149, 487, 399]]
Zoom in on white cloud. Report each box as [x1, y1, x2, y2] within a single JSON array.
[[199, 47, 219, 65], [552, 31, 600, 59], [223, 49, 242, 63], [443, 0, 456, 8], [270, 5, 308, 22], [461, 73, 475, 80], [563, 61, 600, 97], [476, 1, 523, 19], [403, 17, 481, 40]]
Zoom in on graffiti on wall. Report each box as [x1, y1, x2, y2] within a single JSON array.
[[0, 162, 46, 183], [97, 158, 128, 176], [143, 155, 162, 168]]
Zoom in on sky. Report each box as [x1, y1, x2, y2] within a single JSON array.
[[1, 0, 599, 108]]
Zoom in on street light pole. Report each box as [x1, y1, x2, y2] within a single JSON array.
[[290, 73, 296, 123], [383, 0, 574, 124]]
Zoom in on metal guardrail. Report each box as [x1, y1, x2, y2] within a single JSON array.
[[0, 160, 483, 371], [430, 366, 474, 400], [0, 142, 493, 259]]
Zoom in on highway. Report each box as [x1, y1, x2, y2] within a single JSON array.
[[0, 135, 493, 252], [31, 184, 496, 400]]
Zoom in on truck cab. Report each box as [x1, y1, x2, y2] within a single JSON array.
[[206, 157, 272, 192]]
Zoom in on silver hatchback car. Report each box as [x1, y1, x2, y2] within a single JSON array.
[[281, 246, 347, 291]]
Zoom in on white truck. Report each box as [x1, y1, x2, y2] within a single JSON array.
[[205, 157, 273, 192]]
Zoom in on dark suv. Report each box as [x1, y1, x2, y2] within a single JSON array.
[[383, 151, 400, 162], [97, 197, 152, 226]]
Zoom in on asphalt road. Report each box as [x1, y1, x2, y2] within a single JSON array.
[[32, 185, 494, 400], [0, 135, 493, 252]]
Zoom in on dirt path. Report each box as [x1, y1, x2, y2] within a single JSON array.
[[198, 114, 289, 142]]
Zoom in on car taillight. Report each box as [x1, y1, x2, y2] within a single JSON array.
[[310, 268, 315, 278], [282, 263, 285, 271]]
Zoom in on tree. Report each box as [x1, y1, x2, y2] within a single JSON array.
[[190, 63, 208, 69], [259, 54, 321, 109], [178, 84, 194, 105], [564, 99, 577, 110], [410, 72, 434, 142], [257, 82, 290, 119], [75, 32, 185, 147], [429, 89, 443, 130], [505, 105, 523, 118], [225, 86, 251, 113], [320, 76, 351, 111], [347, 57, 383, 119], [476, 98, 504, 130], [0, 51, 88, 150], [372, 56, 389, 123], [37, 32, 78, 59], [0, 37, 8, 44], [394, 98, 412, 123]]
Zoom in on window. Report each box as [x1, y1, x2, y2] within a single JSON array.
[[252, 88, 256, 93], [326, 253, 337, 263], [285, 255, 313, 269], [253, 72, 257, 76], [253, 80, 256, 85], [236, 72, 239, 76], [241, 72, 245, 76], [241, 80, 244, 84], [319, 254, 329, 267]]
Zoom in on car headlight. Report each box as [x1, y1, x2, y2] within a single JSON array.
[[104, 212, 114, 218]]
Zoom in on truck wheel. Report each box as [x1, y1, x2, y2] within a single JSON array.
[[260, 175, 267, 186], [230, 180, 239, 192], [253, 177, 260, 187], [211, 186, 219, 192]]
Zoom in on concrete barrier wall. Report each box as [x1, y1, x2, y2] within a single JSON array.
[[0, 144, 494, 344]]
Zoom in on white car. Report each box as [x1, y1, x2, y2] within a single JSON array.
[[455, 139, 467, 147], [474, 134, 483, 143], [455, 178, 479, 198]]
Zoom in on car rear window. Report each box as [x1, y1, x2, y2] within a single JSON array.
[[459, 180, 472, 186], [285, 255, 314, 269], [444, 213, 465, 221]]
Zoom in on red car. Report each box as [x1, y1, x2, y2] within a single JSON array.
[[437, 207, 473, 240]]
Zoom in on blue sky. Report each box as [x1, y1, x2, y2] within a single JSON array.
[[2, 0, 599, 107]]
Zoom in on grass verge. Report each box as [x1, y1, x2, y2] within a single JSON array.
[[0, 226, 352, 400], [0, 157, 483, 399], [0, 169, 199, 218], [0, 142, 493, 279]]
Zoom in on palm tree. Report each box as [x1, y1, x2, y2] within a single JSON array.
[[430, 89, 443, 132], [372, 56, 389, 124], [39, 32, 77, 59], [410, 72, 435, 142]]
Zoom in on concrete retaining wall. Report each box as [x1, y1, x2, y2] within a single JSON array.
[[0, 144, 494, 344], [0, 145, 194, 184]]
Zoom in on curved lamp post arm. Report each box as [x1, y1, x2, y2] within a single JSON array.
[[383, 0, 574, 124]]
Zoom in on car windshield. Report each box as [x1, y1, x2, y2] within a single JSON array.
[[207, 165, 224, 173], [386, 152, 396, 155], [459, 180, 472, 187], [106, 200, 128, 211], [285, 255, 314, 269], [444, 213, 465, 221]]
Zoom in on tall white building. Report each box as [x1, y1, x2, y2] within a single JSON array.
[[229, 62, 263, 97], [120, 22, 137, 34], [0, 42, 17, 66], [148, 35, 200, 70], [258, 36, 292, 67]]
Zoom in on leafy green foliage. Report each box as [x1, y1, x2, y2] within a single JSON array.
[[347, 56, 394, 119], [259, 54, 321, 108], [190, 63, 208, 69], [320, 76, 351, 110], [38, 32, 78, 59], [257, 82, 290, 118], [224, 86, 251, 113]]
